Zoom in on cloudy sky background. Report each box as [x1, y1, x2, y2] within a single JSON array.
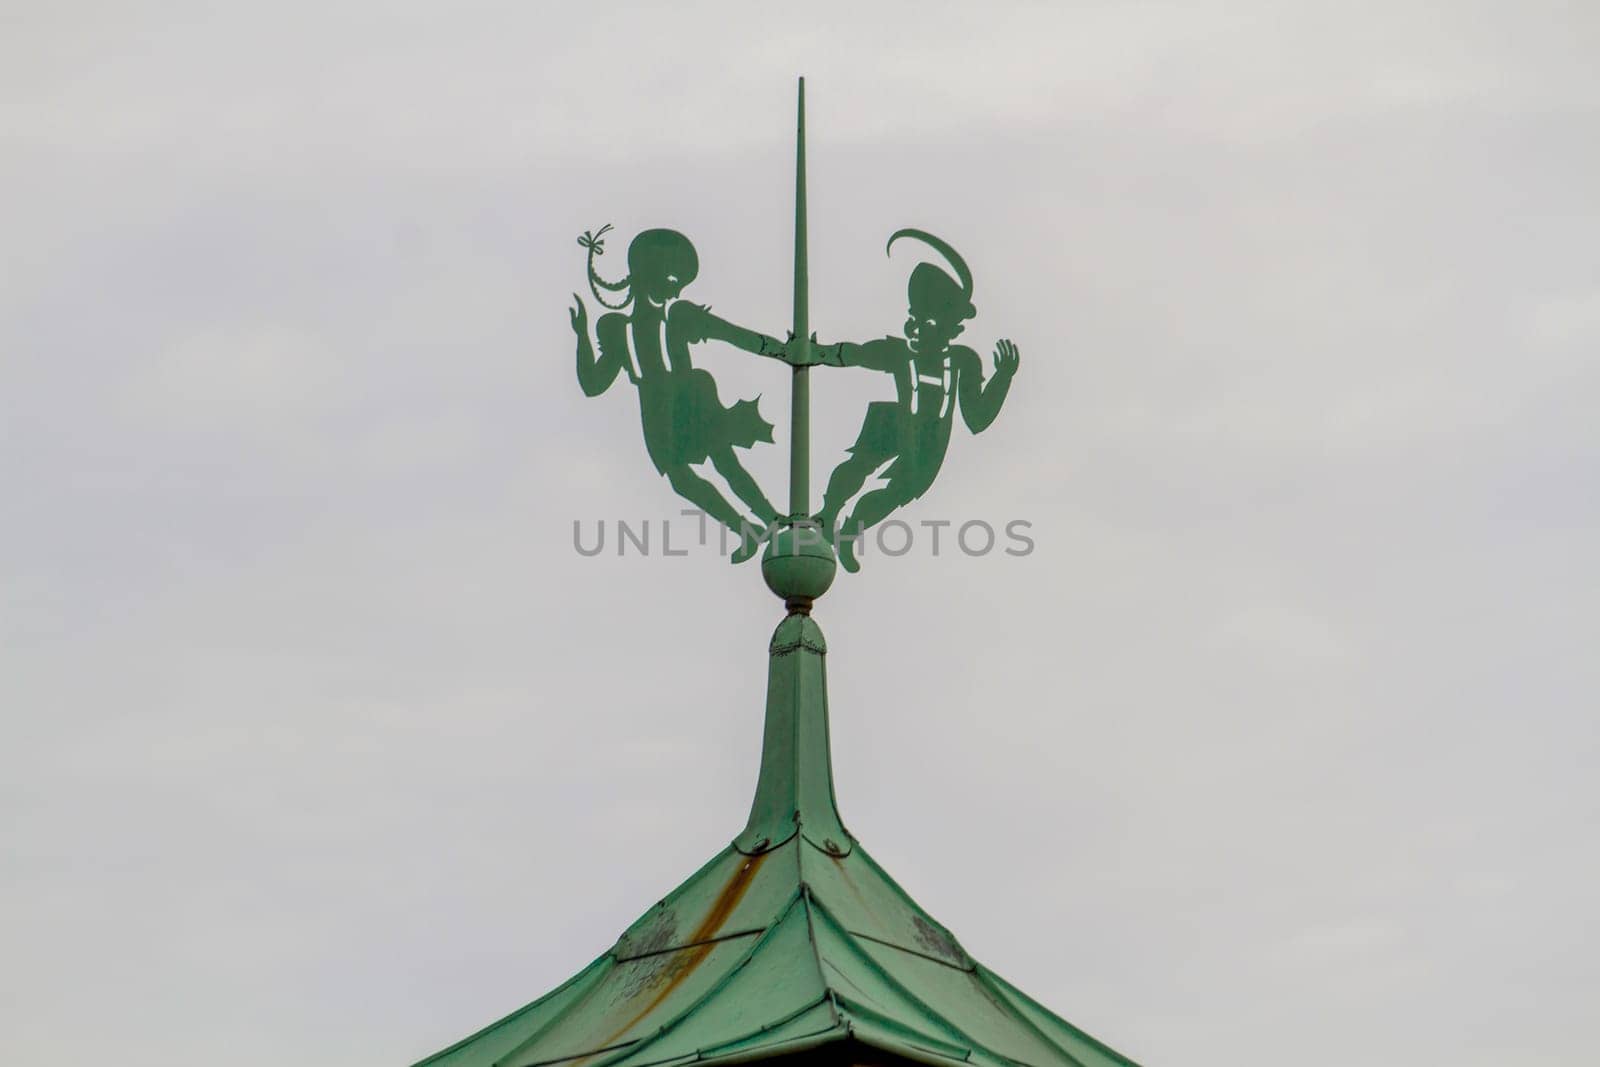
[[3, 3, 1597, 1065]]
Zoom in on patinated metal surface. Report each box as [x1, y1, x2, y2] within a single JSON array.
[[414, 611, 1139, 1067], [565, 79, 1020, 574], [414, 80, 1135, 1067]]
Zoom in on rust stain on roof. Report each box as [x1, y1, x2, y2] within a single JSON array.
[[575, 852, 770, 1065], [687, 851, 768, 946]]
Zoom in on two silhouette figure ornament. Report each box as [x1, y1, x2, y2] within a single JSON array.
[[568, 224, 1019, 572]]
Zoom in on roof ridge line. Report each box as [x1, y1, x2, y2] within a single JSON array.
[[804, 893, 1001, 1065], [966, 967, 1093, 1067], [589, 995, 844, 1067], [572, 889, 811, 1067], [823, 999, 973, 1064], [693, 995, 836, 1061], [613, 927, 766, 963], [797, 883, 844, 1032], [841, 928, 973, 972], [615, 1019, 847, 1067], [410, 955, 611, 1067], [612, 846, 749, 952], [850, 845, 970, 965], [515, 1038, 641, 1067], [469, 960, 617, 1067], [975, 966, 1145, 1067]]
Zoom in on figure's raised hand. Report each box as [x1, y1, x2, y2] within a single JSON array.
[[993, 338, 1020, 376], [570, 293, 589, 335]]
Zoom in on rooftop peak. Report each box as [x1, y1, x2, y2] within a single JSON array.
[[411, 602, 1141, 1067]]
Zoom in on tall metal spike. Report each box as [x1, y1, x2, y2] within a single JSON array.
[[789, 77, 811, 519]]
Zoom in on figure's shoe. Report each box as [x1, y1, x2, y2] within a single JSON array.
[[836, 533, 861, 573]]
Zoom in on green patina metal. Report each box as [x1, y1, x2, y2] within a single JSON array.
[[789, 80, 812, 524], [807, 228, 1019, 573], [415, 81, 1140, 1067], [567, 79, 1020, 574], [413, 613, 1140, 1067], [571, 227, 786, 545]]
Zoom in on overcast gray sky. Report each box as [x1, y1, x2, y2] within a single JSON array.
[[2, 3, 1597, 1065]]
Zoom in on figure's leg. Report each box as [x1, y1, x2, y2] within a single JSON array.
[[669, 464, 770, 564], [837, 483, 914, 573], [710, 449, 778, 525], [707, 449, 780, 564], [818, 451, 887, 534], [666, 466, 748, 535]]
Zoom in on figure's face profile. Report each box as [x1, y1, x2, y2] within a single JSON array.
[[902, 310, 960, 356], [628, 230, 700, 307], [905, 303, 968, 354], [904, 261, 974, 354]]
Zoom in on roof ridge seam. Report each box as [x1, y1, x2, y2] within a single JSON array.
[[977, 968, 1146, 1067], [482, 959, 620, 1067], [822, 996, 971, 1062], [610, 1019, 846, 1067], [613, 927, 767, 963], [409, 955, 610, 1067], [513, 1037, 641, 1067], [851, 847, 971, 966], [965, 967, 1094, 1067], [572, 890, 809, 1067], [841, 928, 973, 972], [697, 992, 832, 1052], [798, 883, 843, 1031], [804, 893, 1002, 1064]]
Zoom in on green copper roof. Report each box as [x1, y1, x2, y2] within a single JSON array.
[[413, 613, 1140, 1067]]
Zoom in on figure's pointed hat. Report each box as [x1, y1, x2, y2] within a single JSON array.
[[890, 228, 977, 321]]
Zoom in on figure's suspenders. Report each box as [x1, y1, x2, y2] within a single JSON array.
[[907, 358, 954, 417], [620, 315, 651, 385]]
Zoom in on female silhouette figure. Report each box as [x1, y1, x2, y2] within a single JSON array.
[[569, 225, 786, 549]]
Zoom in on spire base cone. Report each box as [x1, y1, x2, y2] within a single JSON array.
[[736, 611, 850, 855]]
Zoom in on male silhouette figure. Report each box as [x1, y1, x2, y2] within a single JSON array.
[[811, 230, 1019, 571]]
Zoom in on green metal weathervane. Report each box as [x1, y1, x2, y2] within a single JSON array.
[[409, 81, 1143, 1067], [569, 79, 1020, 584]]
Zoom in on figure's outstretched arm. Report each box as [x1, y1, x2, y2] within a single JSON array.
[[668, 295, 901, 373], [956, 339, 1020, 433], [571, 295, 624, 397], [809, 338, 895, 370], [707, 314, 788, 361], [807, 340, 853, 368], [668, 302, 787, 361]]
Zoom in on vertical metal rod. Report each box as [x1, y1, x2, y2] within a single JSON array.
[[789, 77, 811, 520]]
